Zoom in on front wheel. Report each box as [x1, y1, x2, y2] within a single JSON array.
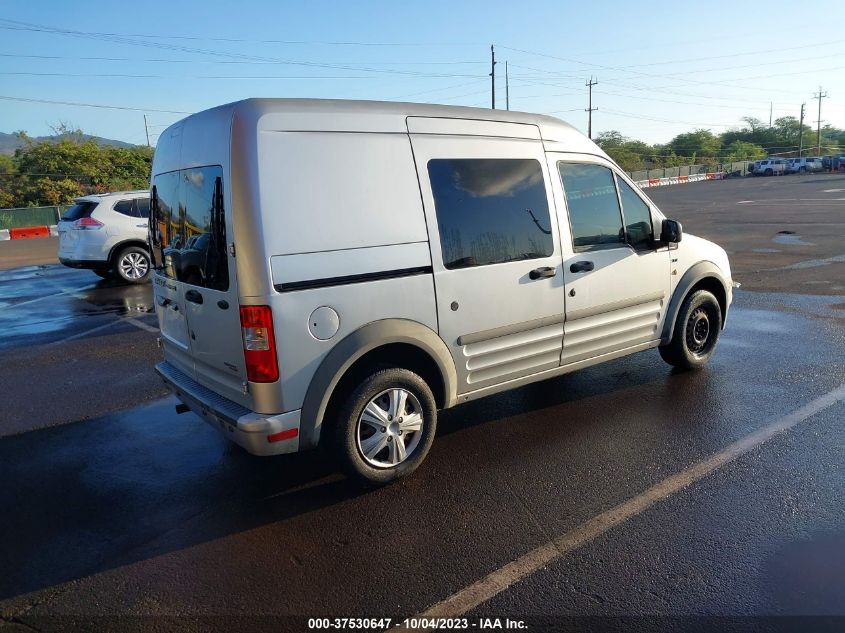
[[114, 246, 151, 284], [334, 367, 437, 485], [659, 289, 722, 370]]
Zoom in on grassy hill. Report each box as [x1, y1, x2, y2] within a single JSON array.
[[0, 131, 135, 155]]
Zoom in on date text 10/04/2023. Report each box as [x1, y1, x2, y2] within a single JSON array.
[[307, 617, 528, 630]]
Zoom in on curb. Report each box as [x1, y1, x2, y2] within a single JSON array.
[[0, 225, 57, 241], [635, 172, 725, 189]]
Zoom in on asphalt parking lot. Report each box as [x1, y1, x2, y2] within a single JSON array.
[[1, 173, 844, 632]]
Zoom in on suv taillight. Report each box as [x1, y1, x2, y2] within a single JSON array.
[[72, 217, 103, 230], [239, 305, 279, 383]]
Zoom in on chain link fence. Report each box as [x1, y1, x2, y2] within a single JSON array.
[[0, 206, 69, 230], [628, 161, 754, 181]]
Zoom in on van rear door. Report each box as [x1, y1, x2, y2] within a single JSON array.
[[152, 166, 250, 407]]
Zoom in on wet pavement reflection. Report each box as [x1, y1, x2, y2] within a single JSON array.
[[0, 264, 155, 350]]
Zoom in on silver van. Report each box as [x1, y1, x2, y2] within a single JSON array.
[[150, 99, 734, 484]]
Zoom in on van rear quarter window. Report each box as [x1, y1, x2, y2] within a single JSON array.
[[427, 158, 554, 270], [151, 165, 228, 291]]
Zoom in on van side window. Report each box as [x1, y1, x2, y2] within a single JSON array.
[[616, 177, 653, 249], [558, 163, 624, 250], [151, 165, 228, 291], [427, 159, 554, 269]]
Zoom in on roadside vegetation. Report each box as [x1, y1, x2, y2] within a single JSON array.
[[596, 117, 845, 172], [1, 117, 844, 208], [0, 125, 153, 208]]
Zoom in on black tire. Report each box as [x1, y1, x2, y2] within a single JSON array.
[[659, 289, 722, 370], [334, 367, 437, 485], [113, 246, 151, 284], [93, 269, 114, 280], [765, 169, 773, 176]]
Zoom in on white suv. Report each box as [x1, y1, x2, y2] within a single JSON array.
[[786, 157, 823, 174], [752, 159, 786, 176], [57, 190, 151, 284]]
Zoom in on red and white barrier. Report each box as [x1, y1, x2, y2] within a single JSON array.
[[0, 224, 57, 241], [635, 172, 724, 189]]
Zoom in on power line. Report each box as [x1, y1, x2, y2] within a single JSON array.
[[0, 19, 482, 47], [0, 51, 487, 66], [0, 19, 481, 78], [0, 94, 190, 114]]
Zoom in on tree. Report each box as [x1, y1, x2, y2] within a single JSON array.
[[2, 128, 154, 207], [722, 140, 766, 162], [667, 129, 722, 161]]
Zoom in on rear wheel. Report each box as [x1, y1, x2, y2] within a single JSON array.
[[659, 289, 722, 370], [114, 246, 151, 284], [334, 367, 437, 485], [765, 168, 773, 176]]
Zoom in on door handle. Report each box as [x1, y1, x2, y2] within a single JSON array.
[[136, 223, 149, 228], [529, 266, 556, 280], [185, 289, 204, 304], [569, 260, 595, 273]]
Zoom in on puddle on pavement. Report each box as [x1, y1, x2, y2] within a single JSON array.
[[726, 308, 790, 334], [772, 231, 815, 246], [784, 254, 845, 270]]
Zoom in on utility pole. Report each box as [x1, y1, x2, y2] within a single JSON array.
[[143, 114, 150, 147], [585, 77, 598, 139], [505, 61, 510, 111], [813, 86, 828, 156], [798, 103, 805, 157], [769, 102, 772, 128], [490, 45, 497, 109]]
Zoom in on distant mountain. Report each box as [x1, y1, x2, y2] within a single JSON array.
[[0, 132, 136, 155]]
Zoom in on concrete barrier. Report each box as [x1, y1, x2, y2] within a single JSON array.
[[10, 225, 51, 239], [4, 225, 57, 240], [636, 172, 726, 189]]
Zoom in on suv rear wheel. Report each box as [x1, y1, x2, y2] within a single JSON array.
[[659, 289, 722, 370], [114, 246, 151, 284], [334, 367, 437, 485]]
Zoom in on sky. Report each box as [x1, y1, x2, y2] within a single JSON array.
[[1, 0, 844, 148]]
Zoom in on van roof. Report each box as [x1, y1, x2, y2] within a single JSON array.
[[163, 97, 596, 147]]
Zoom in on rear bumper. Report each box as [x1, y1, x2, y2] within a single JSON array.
[[59, 257, 109, 270], [155, 361, 301, 456]]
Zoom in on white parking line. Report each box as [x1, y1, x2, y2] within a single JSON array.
[[403, 384, 845, 624], [50, 320, 120, 346], [125, 316, 159, 333]]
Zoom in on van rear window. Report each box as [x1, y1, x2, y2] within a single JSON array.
[[61, 201, 98, 221], [150, 166, 228, 291]]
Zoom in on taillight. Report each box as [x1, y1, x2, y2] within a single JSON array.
[[239, 305, 279, 383], [72, 217, 103, 230]]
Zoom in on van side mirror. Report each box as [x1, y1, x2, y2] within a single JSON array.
[[660, 218, 683, 244]]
